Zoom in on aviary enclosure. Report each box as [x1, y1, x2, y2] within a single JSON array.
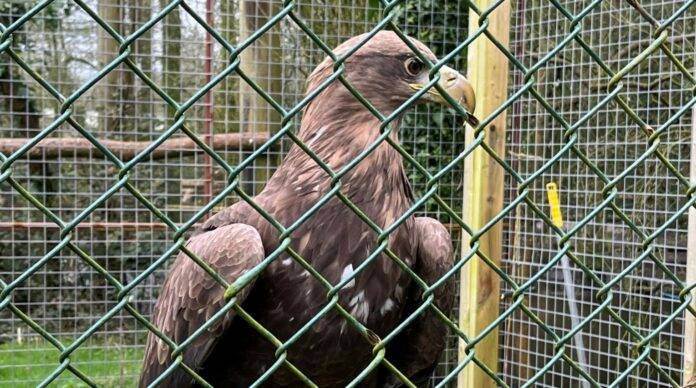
[[0, 0, 695, 386]]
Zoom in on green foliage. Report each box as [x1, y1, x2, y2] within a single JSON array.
[[398, 1, 469, 218]]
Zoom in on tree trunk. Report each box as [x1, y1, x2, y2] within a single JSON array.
[[134, 0, 152, 122], [160, 0, 181, 105], [239, 0, 282, 133], [0, 10, 52, 201], [98, 0, 123, 133], [238, 0, 282, 193], [218, 0, 239, 129]]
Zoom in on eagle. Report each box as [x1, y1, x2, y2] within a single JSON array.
[[139, 31, 477, 387]]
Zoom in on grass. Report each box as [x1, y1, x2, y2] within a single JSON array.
[[0, 338, 143, 387]]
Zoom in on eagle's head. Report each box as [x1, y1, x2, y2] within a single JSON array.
[[305, 31, 477, 126]]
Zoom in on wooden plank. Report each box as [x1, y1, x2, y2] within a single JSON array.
[[0, 221, 179, 231], [458, 1, 511, 387], [683, 94, 696, 386], [0, 133, 271, 160]]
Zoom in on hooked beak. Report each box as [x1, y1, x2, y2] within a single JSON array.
[[410, 66, 478, 126]]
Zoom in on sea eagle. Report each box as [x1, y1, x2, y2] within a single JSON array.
[[139, 31, 477, 387]]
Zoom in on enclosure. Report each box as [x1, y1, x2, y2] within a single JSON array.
[[1, 0, 695, 386]]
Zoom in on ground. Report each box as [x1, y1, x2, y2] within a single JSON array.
[[0, 339, 142, 387]]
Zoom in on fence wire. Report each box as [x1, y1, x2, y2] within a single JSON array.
[[0, 0, 695, 387], [501, 1, 696, 387]]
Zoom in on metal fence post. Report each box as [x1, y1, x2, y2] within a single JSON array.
[[458, 1, 511, 387]]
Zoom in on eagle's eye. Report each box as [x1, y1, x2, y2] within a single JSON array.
[[404, 57, 424, 76]]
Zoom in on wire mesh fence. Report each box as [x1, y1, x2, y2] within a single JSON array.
[[501, 1, 695, 386], [0, 0, 694, 387], [1, 0, 467, 386]]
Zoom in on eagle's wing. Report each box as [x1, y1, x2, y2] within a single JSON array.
[[138, 223, 264, 387], [380, 217, 455, 387]]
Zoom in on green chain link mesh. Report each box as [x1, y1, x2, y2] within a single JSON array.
[[1, 0, 695, 386]]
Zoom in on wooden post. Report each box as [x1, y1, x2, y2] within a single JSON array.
[[683, 94, 696, 387], [458, 1, 511, 387]]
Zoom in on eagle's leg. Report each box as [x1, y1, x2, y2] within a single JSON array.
[[378, 217, 455, 387]]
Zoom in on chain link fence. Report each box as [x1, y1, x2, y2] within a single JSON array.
[[501, 1, 696, 386], [1, 0, 695, 386]]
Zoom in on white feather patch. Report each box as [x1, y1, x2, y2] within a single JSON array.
[[351, 301, 370, 321], [380, 298, 395, 315], [349, 290, 365, 307], [341, 264, 356, 289], [305, 125, 329, 150], [349, 291, 369, 321], [395, 285, 405, 300]]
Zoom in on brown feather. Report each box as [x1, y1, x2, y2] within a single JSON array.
[[138, 223, 264, 387], [378, 217, 456, 387]]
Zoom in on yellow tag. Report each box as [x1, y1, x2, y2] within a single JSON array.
[[545, 182, 564, 228]]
